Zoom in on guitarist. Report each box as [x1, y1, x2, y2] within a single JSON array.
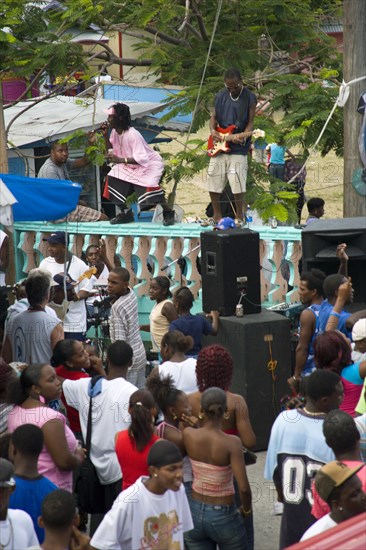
[[208, 68, 257, 223], [40, 232, 92, 341]]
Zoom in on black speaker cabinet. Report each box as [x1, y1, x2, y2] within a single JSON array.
[[202, 311, 291, 450], [201, 229, 261, 316], [302, 217, 366, 303]]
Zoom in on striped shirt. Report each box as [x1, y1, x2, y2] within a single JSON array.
[[109, 289, 146, 372]]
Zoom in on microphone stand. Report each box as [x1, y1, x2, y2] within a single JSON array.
[[161, 243, 201, 287]]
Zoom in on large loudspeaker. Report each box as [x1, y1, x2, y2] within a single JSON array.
[[201, 229, 261, 316], [202, 311, 291, 450], [302, 217, 366, 303]]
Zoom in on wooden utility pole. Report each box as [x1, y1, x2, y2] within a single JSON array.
[[0, 87, 9, 174], [343, 0, 366, 217]]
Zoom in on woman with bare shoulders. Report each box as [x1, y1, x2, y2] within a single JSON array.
[[188, 345, 256, 449], [183, 387, 252, 550]]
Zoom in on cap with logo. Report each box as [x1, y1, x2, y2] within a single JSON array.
[[43, 232, 67, 245], [53, 273, 73, 290], [215, 217, 236, 230], [314, 460, 364, 502]]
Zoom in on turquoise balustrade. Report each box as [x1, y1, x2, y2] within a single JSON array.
[[12, 221, 302, 324]]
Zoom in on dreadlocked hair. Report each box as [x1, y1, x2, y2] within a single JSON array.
[[112, 103, 132, 131], [146, 373, 183, 415], [128, 390, 156, 452], [196, 345, 233, 392]]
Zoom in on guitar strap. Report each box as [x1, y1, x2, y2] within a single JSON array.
[[235, 88, 250, 132], [65, 255, 72, 281]]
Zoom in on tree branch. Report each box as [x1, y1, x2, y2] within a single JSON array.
[[191, 0, 208, 40], [184, 22, 203, 41], [144, 26, 191, 47], [82, 51, 152, 66], [111, 26, 162, 44]]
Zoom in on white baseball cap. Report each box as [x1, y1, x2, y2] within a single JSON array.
[[352, 318, 366, 341]]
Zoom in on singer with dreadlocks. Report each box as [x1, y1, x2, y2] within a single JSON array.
[[101, 102, 175, 226]]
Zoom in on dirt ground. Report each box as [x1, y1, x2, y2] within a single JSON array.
[[160, 125, 344, 223]]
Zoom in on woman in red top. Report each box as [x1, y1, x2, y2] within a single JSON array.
[[115, 389, 159, 490], [53, 340, 91, 438]]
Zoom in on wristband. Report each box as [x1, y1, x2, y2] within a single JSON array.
[[239, 506, 252, 517], [329, 311, 340, 318], [124, 157, 128, 164]]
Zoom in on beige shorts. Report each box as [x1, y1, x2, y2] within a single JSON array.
[[207, 154, 248, 194]]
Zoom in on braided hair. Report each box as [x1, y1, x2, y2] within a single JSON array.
[[196, 345, 233, 392]]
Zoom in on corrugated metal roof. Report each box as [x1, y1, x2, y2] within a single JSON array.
[[65, 27, 109, 44], [321, 24, 343, 33], [5, 96, 189, 148]]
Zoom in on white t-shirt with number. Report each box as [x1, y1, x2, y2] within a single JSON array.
[[0, 509, 38, 550], [40, 255, 92, 333], [91, 476, 193, 550]]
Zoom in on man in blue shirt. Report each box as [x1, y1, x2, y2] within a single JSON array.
[[9, 425, 57, 543], [318, 273, 366, 339], [207, 68, 257, 223]]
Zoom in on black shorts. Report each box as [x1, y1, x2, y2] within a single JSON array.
[[106, 175, 165, 210]]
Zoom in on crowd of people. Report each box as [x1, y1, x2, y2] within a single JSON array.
[[0, 228, 366, 549], [1, 68, 366, 550]]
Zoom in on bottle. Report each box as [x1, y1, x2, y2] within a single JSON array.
[[271, 216, 278, 229], [246, 205, 253, 226]]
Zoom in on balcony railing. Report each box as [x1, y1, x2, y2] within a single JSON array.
[[12, 221, 302, 320]]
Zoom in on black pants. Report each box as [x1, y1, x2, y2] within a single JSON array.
[[89, 478, 122, 535]]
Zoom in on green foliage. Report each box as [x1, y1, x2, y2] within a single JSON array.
[[60, 129, 106, 166], [247, 160, 299, 223], [2, 0, 344, 222], [0, 1, 85, 80]]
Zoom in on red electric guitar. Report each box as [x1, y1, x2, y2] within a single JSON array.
[[207, 125, 253, 157]]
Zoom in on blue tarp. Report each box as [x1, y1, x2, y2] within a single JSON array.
[[0, 174, 81, 222]]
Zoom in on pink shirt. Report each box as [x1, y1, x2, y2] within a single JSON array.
[[7, 405, 77, 491], [108, 127, 164, 188]]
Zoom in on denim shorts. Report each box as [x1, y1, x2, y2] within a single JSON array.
[[184, 497, 250, 550]]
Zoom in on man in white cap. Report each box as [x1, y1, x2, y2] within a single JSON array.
[[40, 232, 92, 341]]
